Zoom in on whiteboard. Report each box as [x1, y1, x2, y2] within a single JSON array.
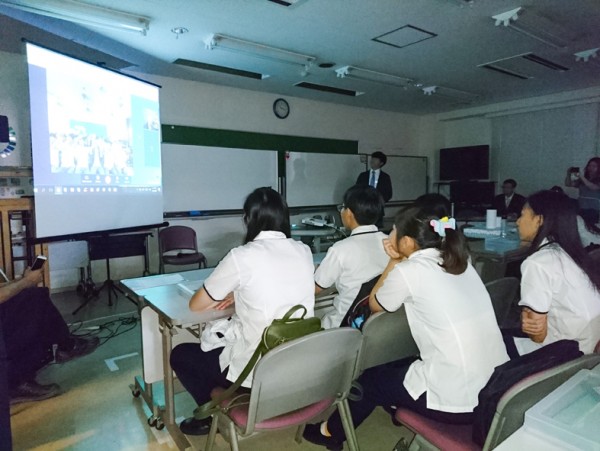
[[377, 155, 428, 202], [162, 144, 278, 212], [286, 152, 365, 207]]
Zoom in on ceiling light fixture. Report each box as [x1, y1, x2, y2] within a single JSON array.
[[335, 66, 413, 88], [491, 6, 570, 50], [171, 27, 188, 39], [0, 0, 150, 35], [575, 48, 599, 62], [204, 33, 316, 71], [422, 85, 480, 102]]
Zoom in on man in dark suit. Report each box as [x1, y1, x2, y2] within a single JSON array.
[[356, 151, 392, 228], [356, 151, 393, 203], [493, 178, 526, 219]]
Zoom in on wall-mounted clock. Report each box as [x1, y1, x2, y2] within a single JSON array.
[[273, 98, 290, 119]]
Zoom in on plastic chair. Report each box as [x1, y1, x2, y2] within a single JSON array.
[[358, 307, 419, 375], [205, 328, 363, 451], [484, 277, 519, 327], [158, 225, 207, 273], [393, 354, 600, 451]]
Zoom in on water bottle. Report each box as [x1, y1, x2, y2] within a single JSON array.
[[501, 219, 507, 238]]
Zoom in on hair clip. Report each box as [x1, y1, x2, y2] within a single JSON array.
[[430, 216, 456, 237]]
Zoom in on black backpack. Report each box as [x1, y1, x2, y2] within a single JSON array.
[[339, 275, 380, 329], [472, 339, 583, 446]]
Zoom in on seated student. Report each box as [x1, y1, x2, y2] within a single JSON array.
[[493, 179, 526, 220], [550, 185, 600, 247], [304, 207, 509, 449], [0, 266, 99, 404], [314, 185, 388, 329], [169, 187, 315, 436], [507, 190, 600, 357]]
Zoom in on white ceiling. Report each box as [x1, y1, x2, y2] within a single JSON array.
[[1, 0, 599, 115]]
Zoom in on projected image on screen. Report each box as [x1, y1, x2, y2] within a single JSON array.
[[26, 43, 163, 238]]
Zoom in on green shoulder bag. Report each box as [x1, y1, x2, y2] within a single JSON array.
[[194, 304, 322, 420]]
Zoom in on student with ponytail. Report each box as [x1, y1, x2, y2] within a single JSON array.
[[510, 190, 600, 356], [304, 207, 508, 450]]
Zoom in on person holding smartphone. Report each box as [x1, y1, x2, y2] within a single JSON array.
[[0, 259, 99, 405], [566, 157, 600, 224]]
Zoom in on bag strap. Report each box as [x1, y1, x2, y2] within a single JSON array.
[[194, 341, 266, 420], [280, 304, 307, 321]]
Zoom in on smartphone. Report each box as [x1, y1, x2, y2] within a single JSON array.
[[31, 255, 47, 270]]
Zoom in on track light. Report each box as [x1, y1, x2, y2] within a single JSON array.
[[0, 0, 150, 35], [204, 33, 316, 70], [335, 66, 413, 88], [492, 6, 571, 50]]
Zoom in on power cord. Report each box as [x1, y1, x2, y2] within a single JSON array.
[[69, 315, 139, 346]]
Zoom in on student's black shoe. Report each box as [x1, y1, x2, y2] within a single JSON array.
[[302, 424, 344, 451], [179, 417, 212, 435], [10, 380, 62, 405], [56, 336, 100, 363]]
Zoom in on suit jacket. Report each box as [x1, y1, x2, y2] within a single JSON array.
[[493, 193, 526, 218], [356, 170, 393, 203]]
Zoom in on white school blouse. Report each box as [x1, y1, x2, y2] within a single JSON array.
[[516, 241, 600, 355], [202, 231, 315, 386], [376, 248, 509, 413], [314, 225, 388, 329]]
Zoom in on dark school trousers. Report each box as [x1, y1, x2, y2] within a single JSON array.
[[0, 287, 71, 390], [170, 344, 234, 406], [327, 358, 474, 442], [0, 322, 12, 451]]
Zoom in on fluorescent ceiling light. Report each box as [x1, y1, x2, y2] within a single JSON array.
[[575, 48, 599, 62], [335, 66, 413, 88], [0, 0, 149, 34], [421, 85, 479, 102], [205, 33, 316, 71], [492, 6, 571, 50]]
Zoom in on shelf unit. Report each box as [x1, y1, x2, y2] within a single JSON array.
[[0, 198, 45, 285]]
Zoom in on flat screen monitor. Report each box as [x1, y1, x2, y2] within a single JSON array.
[[26, 42, 163, 238], [439, 145, 489, 181]]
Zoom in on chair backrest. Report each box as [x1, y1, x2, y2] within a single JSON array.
[[484, 354, 600, 450], [484, 277, 519, 326], [244, 328, 363, 432], [159, 226, 198, 254], [358, 307, 419, 374]]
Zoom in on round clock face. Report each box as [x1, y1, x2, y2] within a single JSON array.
[[273, 98, 290, 119]]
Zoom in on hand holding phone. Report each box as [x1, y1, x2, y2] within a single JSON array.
[[31, 255, 47, 271]]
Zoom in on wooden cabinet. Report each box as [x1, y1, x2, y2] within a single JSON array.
[[0, 198, 45, 284]]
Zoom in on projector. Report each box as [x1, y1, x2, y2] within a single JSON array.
[[302, 217, 327, 227]]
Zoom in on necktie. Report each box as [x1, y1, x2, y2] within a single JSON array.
[[505, 197, 510, 208], [369, 170, 376, 187]]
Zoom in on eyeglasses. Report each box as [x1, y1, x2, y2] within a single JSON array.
[[336, 204, 345, 212]]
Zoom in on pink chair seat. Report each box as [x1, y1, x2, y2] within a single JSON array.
[[211, 387, 334, 430], [395, 408, 480, 451]]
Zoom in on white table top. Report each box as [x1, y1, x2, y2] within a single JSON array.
[[494, 425, 571, 451], [122, 252, 327, 326]]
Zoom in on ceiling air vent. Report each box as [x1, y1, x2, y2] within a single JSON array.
[[173, 59, 268, 80], [294, 82, 363, 97], [478, 52, 569, 80]]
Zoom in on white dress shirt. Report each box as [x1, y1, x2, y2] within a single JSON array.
[[202, 231, 315, 386], [314, 225, 388, 329], [516, 240, 600, 355], [376, 248, 509, 413]]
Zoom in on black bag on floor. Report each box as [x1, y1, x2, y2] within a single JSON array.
[[472, 339, 582, 446]]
